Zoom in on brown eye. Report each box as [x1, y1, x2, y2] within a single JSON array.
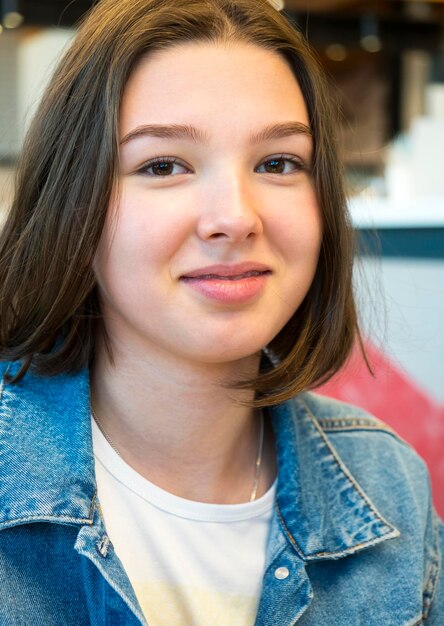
[[256, 155, 304, 175], [263, 159, 286, 174], [139, 157, 190, 177], [151, 162, 175, 176]]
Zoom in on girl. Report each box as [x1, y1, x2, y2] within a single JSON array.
[[0, 0, 442, 624]]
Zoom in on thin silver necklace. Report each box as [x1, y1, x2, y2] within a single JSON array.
[[91, 407, 265, 502]]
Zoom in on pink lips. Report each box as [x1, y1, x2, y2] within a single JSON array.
[[180, 263, 271, 304]]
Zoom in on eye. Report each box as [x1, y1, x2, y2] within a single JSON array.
[[255, 155, 305, 175], [137, 156, 191, 177]]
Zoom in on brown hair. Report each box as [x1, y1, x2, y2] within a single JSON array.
[[0, 0, 360, 404]]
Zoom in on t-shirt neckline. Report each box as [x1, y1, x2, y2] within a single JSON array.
[[92, 416, 277, 523]]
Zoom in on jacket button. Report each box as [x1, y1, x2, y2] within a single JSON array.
[[274, 566, 289, 580], [96, 535, 111, 558]]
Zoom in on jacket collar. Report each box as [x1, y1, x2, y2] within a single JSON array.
[[0, 362, 398, 559], [268, 395, 399, 562], [0, 362, 95, 530]]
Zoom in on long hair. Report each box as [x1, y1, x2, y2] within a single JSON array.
[[0, 0, 360, 404]]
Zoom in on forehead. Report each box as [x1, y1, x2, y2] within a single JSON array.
[[119, 42, 310, 140]]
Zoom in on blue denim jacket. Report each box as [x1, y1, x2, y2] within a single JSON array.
[[0, 359, 443, 625]]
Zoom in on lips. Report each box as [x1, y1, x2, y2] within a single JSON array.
[[181, 263, 271, 280], [180, 263, 271, 304]]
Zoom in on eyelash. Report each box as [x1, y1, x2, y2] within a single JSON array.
[[255, 154, 306, 175], [136, 154, 306, 177], [137, 156, 189, 177]]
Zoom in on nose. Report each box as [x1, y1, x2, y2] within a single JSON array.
[[196, 172, 263, 243]]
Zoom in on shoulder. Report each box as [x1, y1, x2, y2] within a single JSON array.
[[276, 392, 439, 568], [271, 391, 433, 524], [296, 391, 431, 501], [0, 359, 89, 405], [298, 392, 426, 481], [288, 392, 444, 620]]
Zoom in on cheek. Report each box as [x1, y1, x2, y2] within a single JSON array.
[[113, 186, 195, 254], [93, 193, 191, 294], [271, 188, 323, 263], [93, 200, 143, 298]]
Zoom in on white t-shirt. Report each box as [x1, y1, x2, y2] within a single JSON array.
[[92, 418, 276, 626]]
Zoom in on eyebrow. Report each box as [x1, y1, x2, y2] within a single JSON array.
[[119, 121, 312, 146], [120, 124, 208, 145], [250, 121, 312, 144]]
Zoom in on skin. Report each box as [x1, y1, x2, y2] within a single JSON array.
[[91, 41, 322, 504]]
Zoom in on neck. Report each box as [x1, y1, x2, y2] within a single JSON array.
[[90, 339, 276, 504]]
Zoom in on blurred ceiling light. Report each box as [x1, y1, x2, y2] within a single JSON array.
[[361, 34, 382, 53], [1, 0, 24, 29], [267, 0, 285, 10], [405, 2, 433, 21], [326, 43, 347, 61], [360, 14, 382, 53], [3, 11, 24, 29]]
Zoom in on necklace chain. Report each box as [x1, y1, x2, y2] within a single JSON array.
[[91, 407, 265, 502]]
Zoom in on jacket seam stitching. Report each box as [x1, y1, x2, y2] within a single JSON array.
[[422, 513, 442, 621], [317, 416, 388, 426], [275, 501, 306, 561], [313, 404, 416, 449], [0, 514, 94, 527], [89, 489, 98, 521], [319, 421, 396, 433], [0, 365, 11, 403]]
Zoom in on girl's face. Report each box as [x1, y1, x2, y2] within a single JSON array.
[[94, 42, 322, 366]]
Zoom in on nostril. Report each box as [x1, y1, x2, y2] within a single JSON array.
[[209, 232, 228, 239]]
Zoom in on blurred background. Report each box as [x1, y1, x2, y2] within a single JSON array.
[[0, 0, 443, 516]]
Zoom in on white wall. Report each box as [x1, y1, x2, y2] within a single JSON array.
[[17, 27, 74, 137]]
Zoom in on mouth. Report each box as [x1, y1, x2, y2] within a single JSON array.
[[179, 264, 271, 304], [180, 263, 272, 281], [182, 270, 270, 281]]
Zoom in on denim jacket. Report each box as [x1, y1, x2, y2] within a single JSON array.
[[0, 359, 443, 625]]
